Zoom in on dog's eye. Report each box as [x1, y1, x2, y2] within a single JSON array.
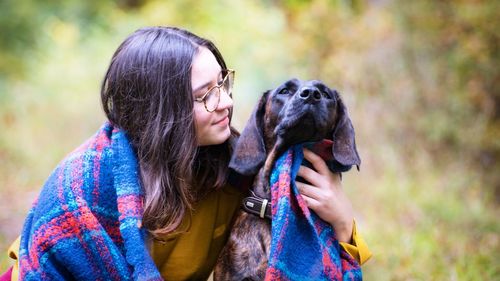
[[321, 91, 331, 99], [279, 88, 290, 95]]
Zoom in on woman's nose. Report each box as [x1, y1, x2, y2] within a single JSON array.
[[217, 90, 233, 110]]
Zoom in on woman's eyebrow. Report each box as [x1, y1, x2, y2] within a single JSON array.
[[192, 71, 223, 94], [192, 81, 212, 94]]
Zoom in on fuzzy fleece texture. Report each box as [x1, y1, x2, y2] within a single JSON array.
[[265, 142, 362, 280], [18, 123, 162, 280]]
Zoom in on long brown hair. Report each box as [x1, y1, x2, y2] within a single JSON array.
[[101, 26, 237, 236]]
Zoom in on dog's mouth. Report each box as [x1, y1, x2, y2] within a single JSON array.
[[275, 106, 330, 144], [277, 111, 314, 132]]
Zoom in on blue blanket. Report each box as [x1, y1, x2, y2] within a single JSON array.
[[265, 143, 362, 280], [18, 123, 162, 280]]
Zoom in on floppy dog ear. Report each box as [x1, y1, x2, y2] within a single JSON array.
[[331, 98, 361, 171], [229, 91, 269, 175]]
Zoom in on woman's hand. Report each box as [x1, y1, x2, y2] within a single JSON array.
[[296, 148, 354, 243]]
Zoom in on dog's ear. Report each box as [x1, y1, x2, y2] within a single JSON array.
[[331, 98, 361, 171], [229, 91, 269, 175]]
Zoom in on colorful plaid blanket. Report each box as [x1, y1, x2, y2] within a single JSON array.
[[265, 142, 362, 281], [18, 123, 162, 280]]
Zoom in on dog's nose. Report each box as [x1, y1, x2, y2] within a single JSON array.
[[299, 87, 322, 103]]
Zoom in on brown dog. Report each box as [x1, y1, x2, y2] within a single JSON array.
[[214, 79, 360, 280]]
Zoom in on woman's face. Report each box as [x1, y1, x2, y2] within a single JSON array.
[[191, 47, 233, 146]]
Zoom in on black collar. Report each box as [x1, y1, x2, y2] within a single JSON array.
[[242, 191, 272, 220]]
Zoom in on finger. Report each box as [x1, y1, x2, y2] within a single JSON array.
[[300, 193, 321, 210], [303, 148, 330, 175], [297, 166, 326, 187], [297, 165, 323, 187], [296, 181, 323, 200]]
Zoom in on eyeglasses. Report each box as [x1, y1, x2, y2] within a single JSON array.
[[194, 69, 234, 112]]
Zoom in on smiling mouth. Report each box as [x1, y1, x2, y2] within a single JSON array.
[[214, 116, 229, 125]]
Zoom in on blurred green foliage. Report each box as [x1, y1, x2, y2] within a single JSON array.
[[0, 0, 498, 279]]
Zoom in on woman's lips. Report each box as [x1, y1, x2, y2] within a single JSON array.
[[214, 116, 229, 125]]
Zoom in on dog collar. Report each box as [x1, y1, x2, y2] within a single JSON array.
[[242, 191, 272, 220]]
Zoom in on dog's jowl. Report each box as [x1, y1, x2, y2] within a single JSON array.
[[214, 79, 360, 280]]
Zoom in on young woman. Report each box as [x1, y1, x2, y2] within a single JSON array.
[[3, 26, 370, 281]]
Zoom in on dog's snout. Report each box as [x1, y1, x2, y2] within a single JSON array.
[[299, 87, 322, 103]]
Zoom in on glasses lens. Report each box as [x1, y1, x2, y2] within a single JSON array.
[[205, 88, 220, 112], [222, 71, 234, 96]]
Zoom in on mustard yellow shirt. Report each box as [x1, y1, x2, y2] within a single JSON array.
[[149, 184, 244, 280], [7, 184, 371, 280]]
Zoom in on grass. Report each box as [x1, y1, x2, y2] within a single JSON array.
[[349, 158, 499, 280]]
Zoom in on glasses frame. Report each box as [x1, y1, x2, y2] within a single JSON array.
[[194, 69, 235, 113]]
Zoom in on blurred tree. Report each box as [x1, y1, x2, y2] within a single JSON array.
[[0, 0, 43, 80], [271, 0, 500, 198], [0, 0, 135, 100], [394, 0, 500, 197]]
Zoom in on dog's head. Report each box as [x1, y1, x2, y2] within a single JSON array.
[[230, 78, 360, 177]]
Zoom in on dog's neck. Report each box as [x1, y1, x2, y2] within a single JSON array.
[[252, 138, 288, 199]]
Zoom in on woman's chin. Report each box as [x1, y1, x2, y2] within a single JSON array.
[[198, 128, 231, 146]]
